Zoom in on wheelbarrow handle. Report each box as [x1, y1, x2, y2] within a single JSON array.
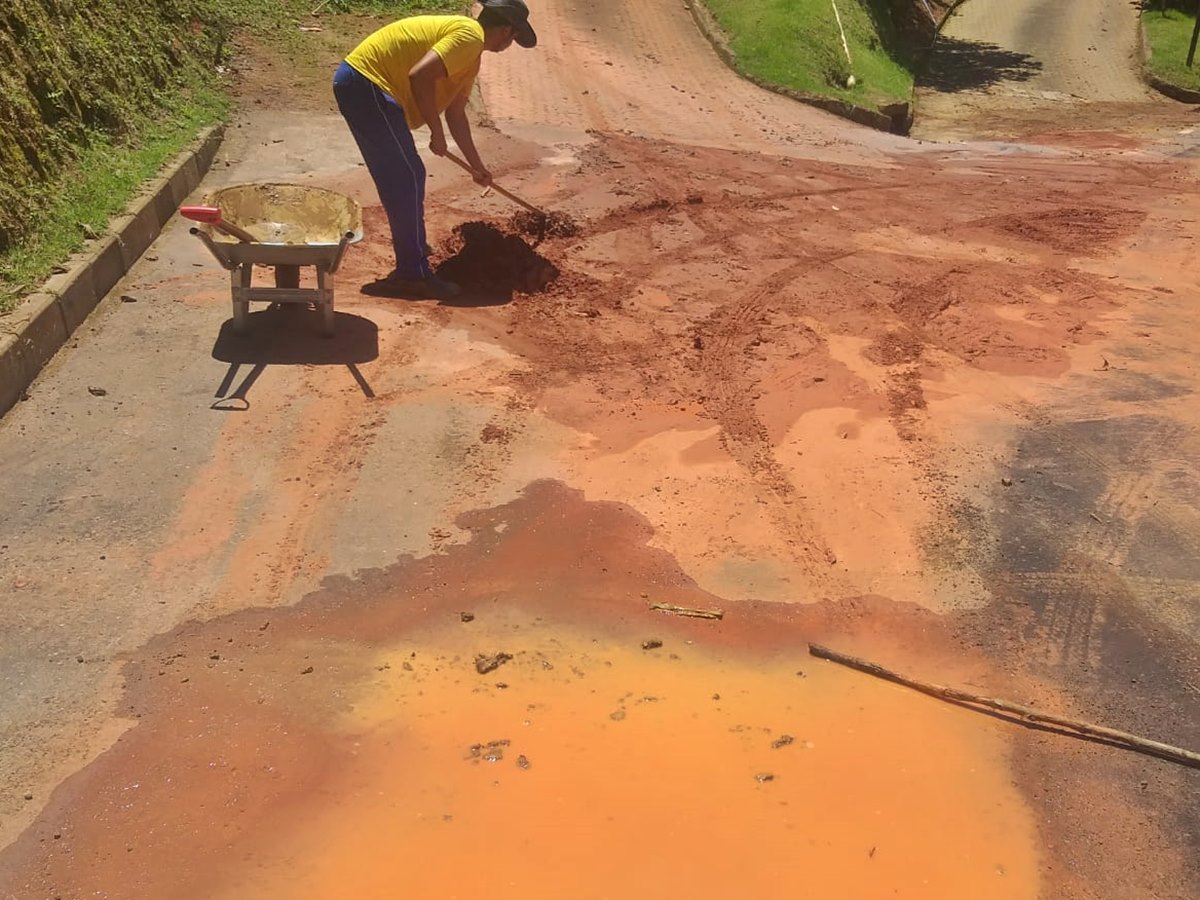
[[440, 151, 546, 217], [179, 206, 257, 243]]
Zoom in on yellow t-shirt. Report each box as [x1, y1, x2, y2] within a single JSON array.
[[345, 16, 483, 129]]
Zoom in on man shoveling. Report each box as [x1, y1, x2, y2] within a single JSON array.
[[333, 0, 537, 300]]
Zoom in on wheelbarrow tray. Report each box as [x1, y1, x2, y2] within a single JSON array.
[[188, 183, 363, 336]]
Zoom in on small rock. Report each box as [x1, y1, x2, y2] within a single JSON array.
[[754, 773, 775, 783], [516, 755, 531, 770], [87, 386, 108, 397], [120, 294, 137, 303], [460, 612, 475, 623], [609, 709, 627, 721], [76, 656, 84, 663], [467, 739, 510, 763], [475, 652, 512, 674], [771, 735, 795, 749], [641, 639, 663, 650], [23, 793, 33, 801], [300, 666, 314, 675], [712, 693, 721, 701], [1001, 477, 1013, 487], [686, 193, 703, 204]]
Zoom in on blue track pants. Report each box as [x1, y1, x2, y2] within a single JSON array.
[[333, 61, 432, 280]]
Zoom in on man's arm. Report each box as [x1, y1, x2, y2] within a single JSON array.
[[409, 50, 450, 155], [444, 87, 492, 187]]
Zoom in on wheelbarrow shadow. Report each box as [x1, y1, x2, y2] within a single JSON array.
[[210, 306, 379, 410]]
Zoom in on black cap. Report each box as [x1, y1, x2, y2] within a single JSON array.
[[480, 0, 537, 48]]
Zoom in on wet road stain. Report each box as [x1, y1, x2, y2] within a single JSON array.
[[0, 481, 1041, 900], [953, 412, 1200, 899]]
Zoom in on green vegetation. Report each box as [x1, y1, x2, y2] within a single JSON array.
[[0, 86, 229, 306], [1143, 6, 1200, 92], [0, 0, 459, 314], [701, 0, 920, 110]]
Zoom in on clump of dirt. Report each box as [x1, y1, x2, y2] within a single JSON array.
[[865, 329, 924, 366], [989, 207, 1146, 254], [436, 221, 560, 294], [887, 369, 928, 442], [632, 197, 673, 213], [480, 424, 510, 444], [509, 210, 581, 240], [890, 270, 964, 326]]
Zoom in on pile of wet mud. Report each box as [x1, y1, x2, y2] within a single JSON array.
[[436, 221, 561, 294], [509, 210, 580, 240]]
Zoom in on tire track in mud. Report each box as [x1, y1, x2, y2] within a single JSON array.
[[488, 134, 1166, 594], [690, 254, 858, 573]]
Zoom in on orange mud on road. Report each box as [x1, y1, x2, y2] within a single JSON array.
[[3, 1, 1200, 898], [1, 485, 1039, 900]]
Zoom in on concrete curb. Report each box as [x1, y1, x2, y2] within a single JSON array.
[[0, 125, 225, 417], [1139, 19, 1200, 104], [684, 1, 910, 135]]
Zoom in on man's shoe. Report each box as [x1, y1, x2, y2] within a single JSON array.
[[366, 274, 462, 301]]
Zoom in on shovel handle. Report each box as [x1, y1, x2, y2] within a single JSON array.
[[441, 151, 546, 217]]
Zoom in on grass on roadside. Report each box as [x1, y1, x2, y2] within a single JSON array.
[[0, 82, 229, 314], [0, 0, 461, 316], [1143, 8, 1200, 91], [702, 0, 915, 109]]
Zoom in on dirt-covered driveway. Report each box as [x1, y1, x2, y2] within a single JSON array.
[[1, 1, 1198, 897]]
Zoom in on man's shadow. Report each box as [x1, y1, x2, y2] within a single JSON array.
[[210, 305, 379, 410]]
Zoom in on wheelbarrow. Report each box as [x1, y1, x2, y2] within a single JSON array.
[[185, 183, 363, 336]]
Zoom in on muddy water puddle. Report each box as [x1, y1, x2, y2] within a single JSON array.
[[1, 484, 1041, 898], [215, 613, 1039, 899]]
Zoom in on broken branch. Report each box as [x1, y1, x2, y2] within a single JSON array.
[[649, 602, 724, 620], [808, 643, 1200, 769]]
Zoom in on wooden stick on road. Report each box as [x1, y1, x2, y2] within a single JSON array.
[[649, 602, 725, 620], [808, 643, 1200, 769]]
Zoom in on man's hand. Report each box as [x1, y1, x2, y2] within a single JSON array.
[[428, 131, 449, 157], [472, 167, 493, 188]]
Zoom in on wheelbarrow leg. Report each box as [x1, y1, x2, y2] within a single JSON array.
[[317, 266, 335, 337], [275, 265, 301, 290], [232, 264, 252, 334]]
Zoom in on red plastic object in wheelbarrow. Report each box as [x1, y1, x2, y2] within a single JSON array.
[[179, 205, 258, 243]]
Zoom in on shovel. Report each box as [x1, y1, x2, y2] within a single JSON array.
[[441, 151, 547, 218], [180, 206, 258, 243]]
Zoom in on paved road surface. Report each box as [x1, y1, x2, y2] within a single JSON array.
[[1, 2, 1198, 897]]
